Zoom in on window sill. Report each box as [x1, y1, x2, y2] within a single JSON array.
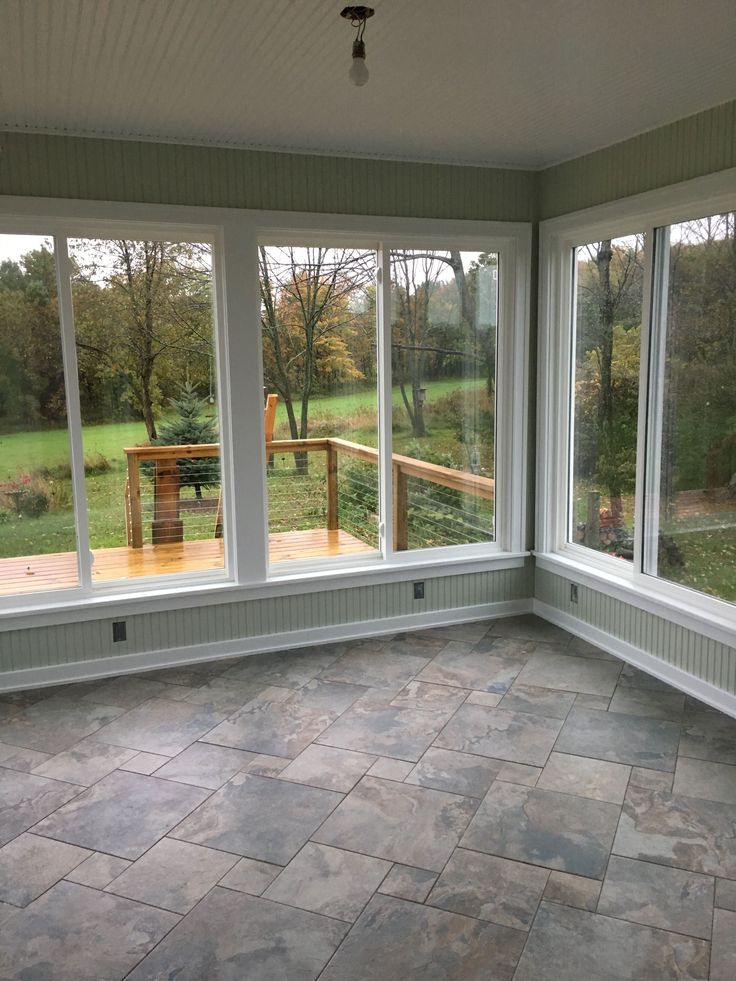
[[534, 551, 736, 650], [0, 550, 530, 631]]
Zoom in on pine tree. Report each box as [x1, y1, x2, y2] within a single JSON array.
[[154, 381, 219, 499]]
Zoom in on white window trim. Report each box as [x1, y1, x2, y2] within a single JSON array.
[[0, 196, 531, 625], [537, 167, 736, 648]]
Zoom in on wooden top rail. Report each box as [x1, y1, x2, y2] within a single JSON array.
[[328, 437, 494, 500], [125, 435, 494, 500]]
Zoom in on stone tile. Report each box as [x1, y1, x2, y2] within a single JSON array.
[[715, 877, 736, 911], [32, 769, 208, 860], [316, 700, 445, 762], [673, 755, 736, 804], [435, 703, 563, 766], [618, 664, 674, 692], [711, 909, 736, 981], [0, 880, 178, 981], [383, 632, 448, 657], [107, 837, 238, 914], [0, 696, 123, 753], [461, 781, 619, 878], [154, 742, 255, 789], [171, 771, 341, 864], [630, 766, 674, 792], [515, 652, 621, 696], [537, 752, 631, 804], [513, 902, 709, 981], [431, 620, 498, 643], [143, 661, 234, 687], [487, 614, 571, 645], [32, 738, 137, 785], [320, 893, 526, 981], [0, 768, 80, 846], [65, 852, 131, 889], [613, 785, 736, 878], [82, 675, 177, 708], [608, 686, 685, 721], [543, 871, 601, 911], [575, 693, 611, 711], [473, 635, 538, 658], [405, 746, 503, 798], [367, 757, 414, 780], [201, 691, 336, 758], [90, 698, 226, 757], [318, 648, 429, 691], [378, 863, 437, 902], [0, 900, 16, 926], [389, 679, 468, 714], [218, 856, 281, 896], [0, 741, 52, 772], [0, 833, 90, 907], [598, 855, 714, 939], [497, 760, 542, 786], [184, 679, 266, 712], [246, 753, 291, 775], [417, 644, 526, 693], [127, 886, 347, 980], [264, 842, 391, 921], [279, 744, 376, 792], [296, 677, 368, 712], [499, 684, 576, 719], [466, 690, 503, 707], [567, 637, 619, 660], [119, 751, 170, 774], [428, 848, 548, 930], [555, 707, 680, 771], [314, 775, 477, 872], [222, 646, 343, 688], [679, 709, 736, 765]]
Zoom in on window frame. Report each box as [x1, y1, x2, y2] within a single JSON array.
[[537, 168, 736, 647], [0, 197, 531, 626]]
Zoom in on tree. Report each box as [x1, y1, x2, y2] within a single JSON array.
[[152, 380, 219, 499], [260, 246, 373, 470]]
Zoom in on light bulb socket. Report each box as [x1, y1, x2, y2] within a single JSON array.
[[352, 38, 366, 60]]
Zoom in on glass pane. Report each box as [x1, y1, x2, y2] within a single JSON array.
[[389, 249, 496, 550], [69, 238, 224, 584], [260, 246, 380, 567], [650, 212, 736, 604], [570, 236, 644, 560], [0, 234, 79, 596]]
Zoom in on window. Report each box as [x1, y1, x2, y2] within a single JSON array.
[[540, 183, 736, 620], [390, 249, 497, 551], [0, 202, 529, 610]]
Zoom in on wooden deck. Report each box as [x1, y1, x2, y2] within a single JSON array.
[[0, 529, 376, 596]]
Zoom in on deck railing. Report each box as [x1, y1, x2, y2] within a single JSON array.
[[124, 438, 494, 551]]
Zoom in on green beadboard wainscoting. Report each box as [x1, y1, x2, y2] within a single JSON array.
[[0, 564, 534, 689], [539, 98, 736, 219], [0, 131, 537, 222]]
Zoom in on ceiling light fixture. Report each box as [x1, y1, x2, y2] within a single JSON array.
[[341, 6, 375, 87]]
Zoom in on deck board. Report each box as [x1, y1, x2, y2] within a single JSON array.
[[0, 529, 376, 596]]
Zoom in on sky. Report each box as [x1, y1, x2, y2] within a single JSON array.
[[0, 234, 51, 264]]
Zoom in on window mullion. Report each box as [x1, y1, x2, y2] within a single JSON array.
[[377, 244, 393, 559], [639, 226, 670, 580], [54, 235, 93, 592]]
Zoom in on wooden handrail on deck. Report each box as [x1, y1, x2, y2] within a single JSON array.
[[124, 437, 494, 551]]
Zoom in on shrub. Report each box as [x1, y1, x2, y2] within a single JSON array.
[[2, 475, 50, 517]]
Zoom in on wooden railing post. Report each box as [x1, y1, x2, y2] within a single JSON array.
[[152, 458, 184, 545], [326, 442, 339, 531], [584, 490, 600, 549], [393, 462, 408, 551], [127, 452, 144, 549]]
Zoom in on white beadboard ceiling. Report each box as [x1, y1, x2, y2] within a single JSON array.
[[0, 0, 734, 169]]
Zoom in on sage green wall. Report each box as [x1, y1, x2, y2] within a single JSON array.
[[539, 99, 736, 219], [535, 569, 736, 695], [1, 565, 532, 678], [0, 132, 537, 222]]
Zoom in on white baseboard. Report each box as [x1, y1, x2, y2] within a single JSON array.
[[0, 598, 532, 693], [534, 599, 736, 720]]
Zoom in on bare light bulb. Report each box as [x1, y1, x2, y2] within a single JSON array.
[[349, 38, 369, 86]]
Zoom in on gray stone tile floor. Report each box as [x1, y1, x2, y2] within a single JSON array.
[[0, 612, 734, 978]]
